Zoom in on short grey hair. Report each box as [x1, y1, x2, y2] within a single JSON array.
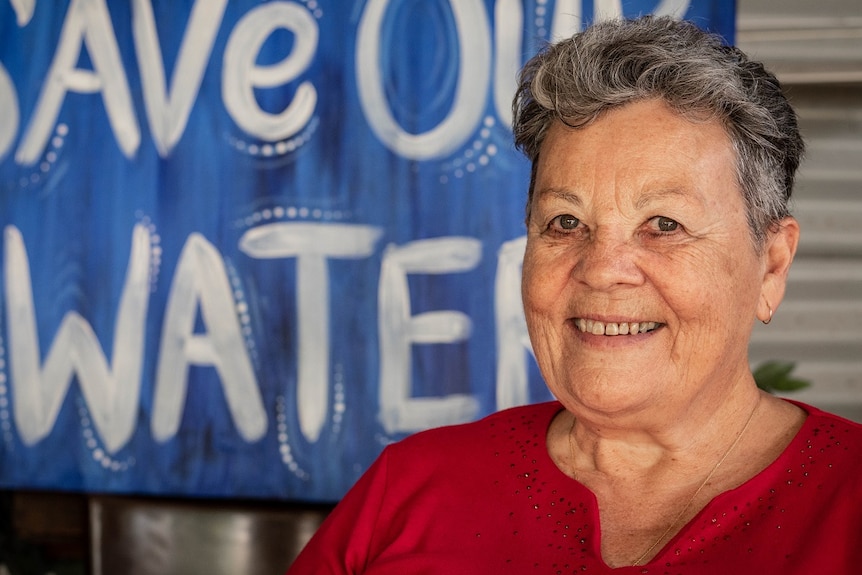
[[513, 16, 804, 247]]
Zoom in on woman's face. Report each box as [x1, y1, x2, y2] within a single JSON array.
[[522, 99, 786, 418]]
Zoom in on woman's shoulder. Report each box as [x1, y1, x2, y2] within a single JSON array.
[[784, 399, 862, 469], [790, 399, 862, 435]]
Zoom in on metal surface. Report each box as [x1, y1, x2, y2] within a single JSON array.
[[89, 496, 329, 575], [738, 0, 862, 421], [737, 0, 862, 83]]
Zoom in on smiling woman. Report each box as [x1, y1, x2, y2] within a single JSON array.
[[287, 16, 862, 574], [522, 99, 767, 417]]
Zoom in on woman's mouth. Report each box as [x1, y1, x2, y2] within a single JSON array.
[[574, 319, 662, 336]]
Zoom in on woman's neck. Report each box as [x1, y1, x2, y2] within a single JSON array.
[[564, 382, 765, 481]]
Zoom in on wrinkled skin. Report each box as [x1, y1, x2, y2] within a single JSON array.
[[522, 99, 798, 428]]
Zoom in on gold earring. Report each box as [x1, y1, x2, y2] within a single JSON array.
[[762, 302, 773, 325]]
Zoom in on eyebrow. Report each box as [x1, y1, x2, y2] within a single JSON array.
[[535, 186, 707, 214], [536, 188, 584, 207]]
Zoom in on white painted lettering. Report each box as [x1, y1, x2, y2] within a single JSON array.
[[10, 0, 35, 26], [378, 237, 481, 433], [594, 0, 624, 21], [239, 222, 383, 442], [551, 0, 582, 40], [493, 0, 523, 128], [0, 63, 19, 161], [495, 236, 534, 410], [356, 0, 491, 159], [655, 0, 692, 17], [4, 224, 151, 453], [17, 0, 139, 165], [132, 0, 228, 157], [222, 2, 318, 141], [152, 233, 266, 443]]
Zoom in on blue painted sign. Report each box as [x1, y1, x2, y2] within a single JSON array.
[[0, 1, 734, 500]]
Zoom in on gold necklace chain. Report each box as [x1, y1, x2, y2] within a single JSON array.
[[566, 396, 761, 567]]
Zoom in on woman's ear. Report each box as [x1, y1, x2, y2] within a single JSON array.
[[758, 217, 800, 323]]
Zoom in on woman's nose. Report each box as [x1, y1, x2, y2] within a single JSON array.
[[572, 233, 644, 290]]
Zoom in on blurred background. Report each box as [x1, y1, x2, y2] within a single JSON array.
[[738, 0, 862, 422], [1, 0, 859, 573]]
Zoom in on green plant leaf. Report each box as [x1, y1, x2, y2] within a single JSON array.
[[753, 360, 794, 382], [770, 377, 811, 392], [753, 360, 811, 394]]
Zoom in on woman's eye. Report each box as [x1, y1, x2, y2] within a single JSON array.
[[653, 216, 679, 232], [551, 214, 580, 231]]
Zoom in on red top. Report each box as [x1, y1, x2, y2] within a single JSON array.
[[288, 401, 862, 574]]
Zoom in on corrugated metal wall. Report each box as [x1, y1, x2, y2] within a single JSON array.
[[737, 0, 862, 421]]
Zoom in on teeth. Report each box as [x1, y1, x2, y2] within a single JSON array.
[[575, 320, 658, 336]]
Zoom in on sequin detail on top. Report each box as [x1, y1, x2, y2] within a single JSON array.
[[288, 401, 861, 574], [674, 419, 857, 569], [482, 402, 861, 574], [491, 411, 598, 572]]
